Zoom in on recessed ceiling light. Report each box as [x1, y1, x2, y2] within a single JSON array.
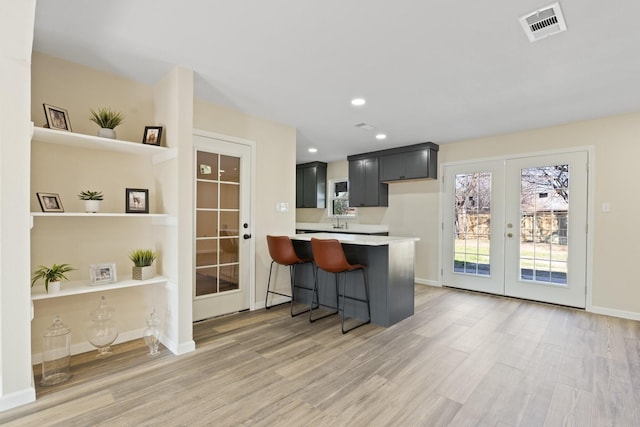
[[376, 133, 387, 140], [351, 98, 366, 106], [308, 148, 318, 153]]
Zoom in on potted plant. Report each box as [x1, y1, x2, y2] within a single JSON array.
[[78, 190, 103, 213], [31, 263, 75, 293], [89, 107, 125, 139], [129, 249, 157, 280]]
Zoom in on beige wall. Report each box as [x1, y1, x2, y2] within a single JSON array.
[[31, 52, 154, 142], [193, 99, 297, 304]]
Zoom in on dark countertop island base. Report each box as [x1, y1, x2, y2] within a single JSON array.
[[291, 234, 417, 327]]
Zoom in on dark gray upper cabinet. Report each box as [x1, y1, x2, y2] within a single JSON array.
[[296, 161, 327, 208], [348, 156, 388, 207], [379, 143, 439, 182]]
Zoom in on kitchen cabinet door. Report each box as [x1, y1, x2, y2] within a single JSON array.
[[349, 157, 388, 207]]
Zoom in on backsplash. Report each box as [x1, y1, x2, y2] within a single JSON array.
[[296, 207, 389, 225]]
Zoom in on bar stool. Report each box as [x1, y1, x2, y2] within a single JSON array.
[[309, 238, 371, 334], [265, 235, 314, 316]]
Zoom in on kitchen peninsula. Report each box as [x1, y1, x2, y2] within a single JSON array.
[[290, 233, 419, 327]]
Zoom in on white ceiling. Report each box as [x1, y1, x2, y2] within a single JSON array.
[[33, 1, 640, 163]]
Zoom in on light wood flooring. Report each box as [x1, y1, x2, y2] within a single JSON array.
[[2, 285, 640, 426]]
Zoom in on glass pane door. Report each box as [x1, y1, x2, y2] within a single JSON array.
[[193, 133, 252, 322], [504, 152, 587, 308], [442, 161, 505, 295]]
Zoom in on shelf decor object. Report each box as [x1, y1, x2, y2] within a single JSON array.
[[36, 192, 64, 213], [143, 308, 161, 356], [129, 249, 157, 280], [43, 103, 71, 131], [89, 107, 124, 139], [31, 263, 75, 293], [78, 190, 103, 213], [40, 315, 72, 386], [89, 263, 117, 285], [125, 188, 149, 214], [86, 296, 119, 358], [142, 126, 163, 146]]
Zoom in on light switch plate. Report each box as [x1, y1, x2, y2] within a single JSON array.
[[276, 202, 289, 212]]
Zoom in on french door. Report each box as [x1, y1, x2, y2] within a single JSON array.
[[442, 151, 588, 308], [193, 133, 253, 321]]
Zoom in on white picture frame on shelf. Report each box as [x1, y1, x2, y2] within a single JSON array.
[[90, 263, 117, 285]]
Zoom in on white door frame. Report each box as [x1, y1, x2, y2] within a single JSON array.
[[193, 128, 256, 313], [439, 146, 595, 309]]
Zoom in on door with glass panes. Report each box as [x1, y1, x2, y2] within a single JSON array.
[[442, 151, 588, 308], [193, 134, 252, 321]]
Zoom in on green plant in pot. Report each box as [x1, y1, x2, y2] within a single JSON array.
[[129, 249, 157, 281], [89, 107, 125, 139], [78, 190, 103, 213], [31, 264, 75, 293]]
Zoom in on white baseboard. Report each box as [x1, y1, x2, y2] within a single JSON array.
[[0, 385, 36, 412], [415, 278, 441, 287], [589, 305, 640, 321]]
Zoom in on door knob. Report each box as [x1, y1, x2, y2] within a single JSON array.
[[243, 234, 252, 240], [507, 232, 513, 238]]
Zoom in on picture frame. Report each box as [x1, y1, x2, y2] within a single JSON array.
[[125, 188, 149, 213], [90, 263, 117, 285], [142, 126, 163, 146], [43, 103, 72, 131], [36, 192, 64, 212]]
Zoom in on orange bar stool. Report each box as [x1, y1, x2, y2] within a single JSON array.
[[310, 238, 371, 333], [265, 235, 314, 317]]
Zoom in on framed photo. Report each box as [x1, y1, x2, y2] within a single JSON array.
[[36, 192, 64, 212], [43, 104, 72, 131], [142, 126, 162, 146], [126, 188, 149, 213], [90, 263, 117, 285]]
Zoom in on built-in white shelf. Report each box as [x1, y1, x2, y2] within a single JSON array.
[[30, 212, 174, 228], [31, 275, 167, 300], [31, 212, 169, 218], [32, 126, 172, 157]]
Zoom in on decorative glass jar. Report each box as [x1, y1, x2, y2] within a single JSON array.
[[143, 308, 161, 356], [86, 296, 118, 358], [41, 315, 72, 386]]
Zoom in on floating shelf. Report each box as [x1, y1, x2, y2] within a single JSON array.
[[31, 212, 169, 218], [31, 275, 168, 300], [32, 126, 169, 157]]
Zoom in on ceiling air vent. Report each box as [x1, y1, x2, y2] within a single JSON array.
[[519, 2, 567, 42]]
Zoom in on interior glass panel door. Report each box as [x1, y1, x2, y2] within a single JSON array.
[[193, 134, 251, 321]]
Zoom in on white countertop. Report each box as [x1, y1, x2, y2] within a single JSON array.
[[296, 222, 389, 233], [291, 232, 419, 246]]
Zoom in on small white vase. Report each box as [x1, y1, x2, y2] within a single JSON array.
[[48, 281, 61, 293], [132, 265, 155, 281], [98, 128, 116, 139], [84, 200, 101, 213]]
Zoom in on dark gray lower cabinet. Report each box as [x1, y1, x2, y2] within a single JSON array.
[[348, 156, 388, 207], [296, 162, 327, 208]]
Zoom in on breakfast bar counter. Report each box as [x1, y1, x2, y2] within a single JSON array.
[[290, 233, 419, 327]]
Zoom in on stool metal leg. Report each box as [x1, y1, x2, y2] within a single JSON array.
[[309, 266, 338, 323], [340, 268, 371, 334], [265, 260, 292, 310]]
